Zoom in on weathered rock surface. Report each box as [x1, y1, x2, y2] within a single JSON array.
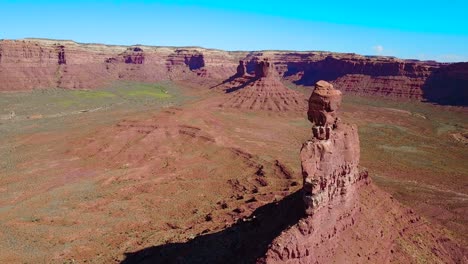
[[307, 80, 342, 128], [246, 52, 440, 99], [301, 81, 361, 214]]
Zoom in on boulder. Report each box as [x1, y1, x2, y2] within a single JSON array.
[[307, 80, 342, 128]]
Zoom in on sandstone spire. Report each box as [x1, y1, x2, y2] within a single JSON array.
[[236, 60, 246, 76], [255, 59, 271, 78], [301, 80, 361, 215]]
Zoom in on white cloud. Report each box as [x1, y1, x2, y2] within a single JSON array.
[[372, 45, 384, 55]]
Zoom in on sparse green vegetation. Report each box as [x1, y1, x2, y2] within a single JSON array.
[[0, 82, 466, 261], [0, 81, 185, 138], [70, 90, 116, 99]]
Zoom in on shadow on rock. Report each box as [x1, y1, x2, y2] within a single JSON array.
[[422, 62, 468, 106], [121, 190, 305, 264], [209, 75, 256, 93], [224, 78, 256, 93]]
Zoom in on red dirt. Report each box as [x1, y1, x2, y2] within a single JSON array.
[[0, 40, 467, 263]]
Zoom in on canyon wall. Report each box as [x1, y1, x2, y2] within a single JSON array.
[[245, 52, 444, 100], [422, 62, 468, 106], [0, 39, 242, 90], [0, 39, 465, 105]]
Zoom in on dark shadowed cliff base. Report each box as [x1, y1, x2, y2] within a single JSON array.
[[422, 62, 468, 106], [121, 191, 304, 264]]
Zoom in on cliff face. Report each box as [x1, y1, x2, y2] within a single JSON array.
[[0, 39, 465, 106], [245, 52, 441, 100], [0, 39, 240, 90], [422, 62, 468, 105]]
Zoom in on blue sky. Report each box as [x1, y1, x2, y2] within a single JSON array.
[[1, 0, 467, 62]]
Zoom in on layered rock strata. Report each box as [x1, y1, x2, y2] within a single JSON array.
[[301, 81, 362, 214], [0, 38, 465, 105]]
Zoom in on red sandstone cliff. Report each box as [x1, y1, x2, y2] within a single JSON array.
[[245, 52, 442, 100], [422, 62, 468, 105], [0, 39, 465, 105], [0, 39, 240, 90]]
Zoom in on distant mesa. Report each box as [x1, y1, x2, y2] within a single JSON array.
[[0, 38, 466, 106]]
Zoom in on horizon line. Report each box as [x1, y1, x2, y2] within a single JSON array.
[[0, 37, 457, 64]]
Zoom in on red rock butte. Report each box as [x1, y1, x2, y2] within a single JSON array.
[[218, 59, 308, 112]]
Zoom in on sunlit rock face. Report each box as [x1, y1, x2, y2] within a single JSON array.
[[301, 80, 361, 215]]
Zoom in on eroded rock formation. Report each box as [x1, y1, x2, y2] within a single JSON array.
[[219, 59, 307, 111], [236, 60, 246, 76], [123, 47, 145, 64], [260, 81, 367, 261], [259, 81, 466, 263], [255, 59, 271, 78], [301, 81, 362, 214]]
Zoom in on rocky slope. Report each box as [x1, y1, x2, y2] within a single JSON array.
[[0, 38, 465, 105], [217, 59, 307, 111], [260, 81, 467, 263]]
